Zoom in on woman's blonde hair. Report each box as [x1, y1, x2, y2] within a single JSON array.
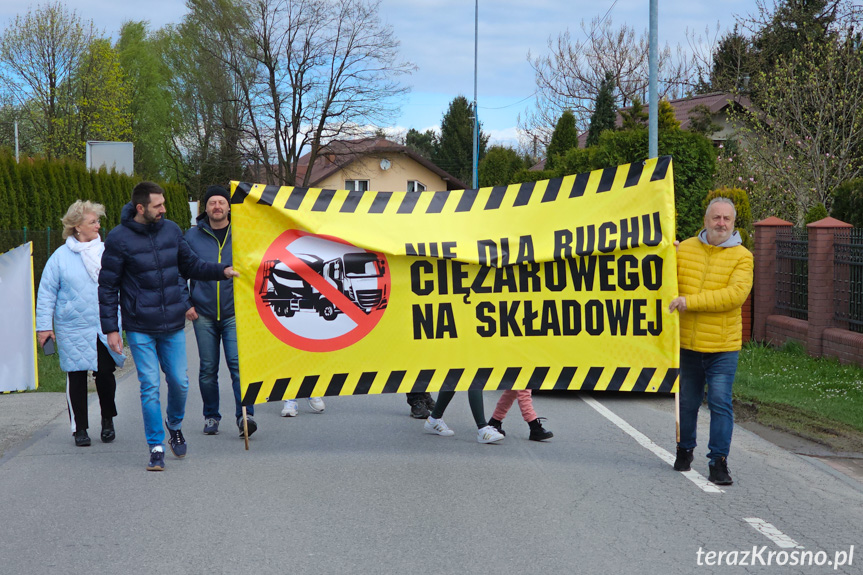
[[61, 200, 106, 239]]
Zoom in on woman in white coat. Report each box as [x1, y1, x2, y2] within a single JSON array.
[[36, 200, 125, 447]]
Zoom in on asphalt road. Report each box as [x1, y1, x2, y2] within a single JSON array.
[[1, 324, 862, 574]]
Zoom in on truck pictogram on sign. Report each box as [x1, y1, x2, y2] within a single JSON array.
[[260, 252, 388, 321], [254, 230, 390, 352]]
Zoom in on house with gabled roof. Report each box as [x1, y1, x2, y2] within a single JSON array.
[[284, 137, 468, 192], [577, 91, 753, 147]]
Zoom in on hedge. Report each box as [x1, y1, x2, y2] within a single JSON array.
[[0, 151, 191, 290], [0, 151, 190, 233]]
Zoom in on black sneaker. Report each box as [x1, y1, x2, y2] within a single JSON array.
[[487, 417, 506, 437], [238, 416, 258, 438], [165, 423, 187, 458], [673, 447, 694, 471], [74, 430, 91, 447], [709, 457, 733, 485], [410, 401, 430, 419], [147, 447, 165, 471], [423, 393, 436, 410], [528, 418, 553, 441], [100, 417, 115, 443]]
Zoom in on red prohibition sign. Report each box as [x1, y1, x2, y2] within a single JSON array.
[[254, 229, 390, 352]]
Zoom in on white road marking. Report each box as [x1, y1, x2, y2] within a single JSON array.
[[580, 395, 725, 494], [744, 518, 805, 549]]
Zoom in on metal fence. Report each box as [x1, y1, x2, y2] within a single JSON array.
[[775, 227, 809, 320], [834, 228, 863, 333], [1, 229, 71, 291]]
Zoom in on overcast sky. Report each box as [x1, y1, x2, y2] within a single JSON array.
[[0, 0, 761, 146]]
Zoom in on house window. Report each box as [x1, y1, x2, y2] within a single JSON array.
[[345, 180, 369, 192], [407, 180, 426, 193]]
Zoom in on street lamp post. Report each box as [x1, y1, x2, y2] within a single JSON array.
[[648, 0, 658, 159], [472, 0, 479, 189]]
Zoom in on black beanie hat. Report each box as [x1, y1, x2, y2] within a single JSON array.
[[202, 185, 230, 206]]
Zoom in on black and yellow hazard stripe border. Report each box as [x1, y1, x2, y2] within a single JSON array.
[[242, 365, 679, 404], [230, 156, 672, 216]]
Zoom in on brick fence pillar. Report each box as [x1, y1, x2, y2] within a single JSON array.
[[753, 217, 792, 342], [806, 217, 852, 357]]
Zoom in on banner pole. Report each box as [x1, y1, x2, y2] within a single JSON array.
[[674, 391, 680, 443], [242, 406, 250, 451]]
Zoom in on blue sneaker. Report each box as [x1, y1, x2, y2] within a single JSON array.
[[203, 418, 219, 435], [147, 447, 165, 471], [165, 422, 187, 458]]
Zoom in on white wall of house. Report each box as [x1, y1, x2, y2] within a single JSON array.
[[315, 154, 450, 192]]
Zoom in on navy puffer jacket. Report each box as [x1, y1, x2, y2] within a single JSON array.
[[184, 212, 234, 321], [99, 203, 228, 334]]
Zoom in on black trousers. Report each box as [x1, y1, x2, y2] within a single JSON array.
[[66, 339, 117, 433]]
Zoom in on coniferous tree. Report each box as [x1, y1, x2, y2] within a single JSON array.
[[710, 26, 756, 93], [90, 170, 104, 212], [751, 0, 841, 73], [586, 72, 617, 147], [19, 161, 42, 228], [433, 96, 488, 185], [5, 154, 24, 229], [76, 164, 91, 205], [545, 110, 579, 170], [405, 128, 437, 160], [657, 99, 681, 132], [32, 159, 50, 229], [620, 97, 649, 131], [64, 163, 80, 207], [0, 154, 14, 229], [478, 146, 527, 187], [40, 159, 61, 228]]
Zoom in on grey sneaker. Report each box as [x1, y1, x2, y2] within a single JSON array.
[[308, 397, 325, 413], [410, 401, 430, 419], [203, 418, 219, 435]]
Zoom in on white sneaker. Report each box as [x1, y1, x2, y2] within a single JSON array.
[[424, 417, 454, 437], [281, 399, 298, 417], [477, 425, 504, 444], [308, 397, 325, 413]]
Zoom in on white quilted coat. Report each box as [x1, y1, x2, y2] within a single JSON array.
[[36, 239, 125, 372]]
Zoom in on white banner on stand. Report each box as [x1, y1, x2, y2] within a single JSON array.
[[0, 243, 37, 392]]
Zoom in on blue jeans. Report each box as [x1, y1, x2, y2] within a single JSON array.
[[678, 349, 739, 462], [127, 330, 189, 448], [193, 314, 251, 421]]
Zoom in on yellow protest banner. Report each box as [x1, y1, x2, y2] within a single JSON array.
[[231, 156, 679, 405]]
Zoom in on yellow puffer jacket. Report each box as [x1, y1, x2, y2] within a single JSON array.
[[677, 236, 753, 352]]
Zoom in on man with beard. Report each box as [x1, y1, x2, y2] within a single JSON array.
[[184, 185, 257, 439], [669, 197, 753, 486], [99, 181, 239, 471]]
